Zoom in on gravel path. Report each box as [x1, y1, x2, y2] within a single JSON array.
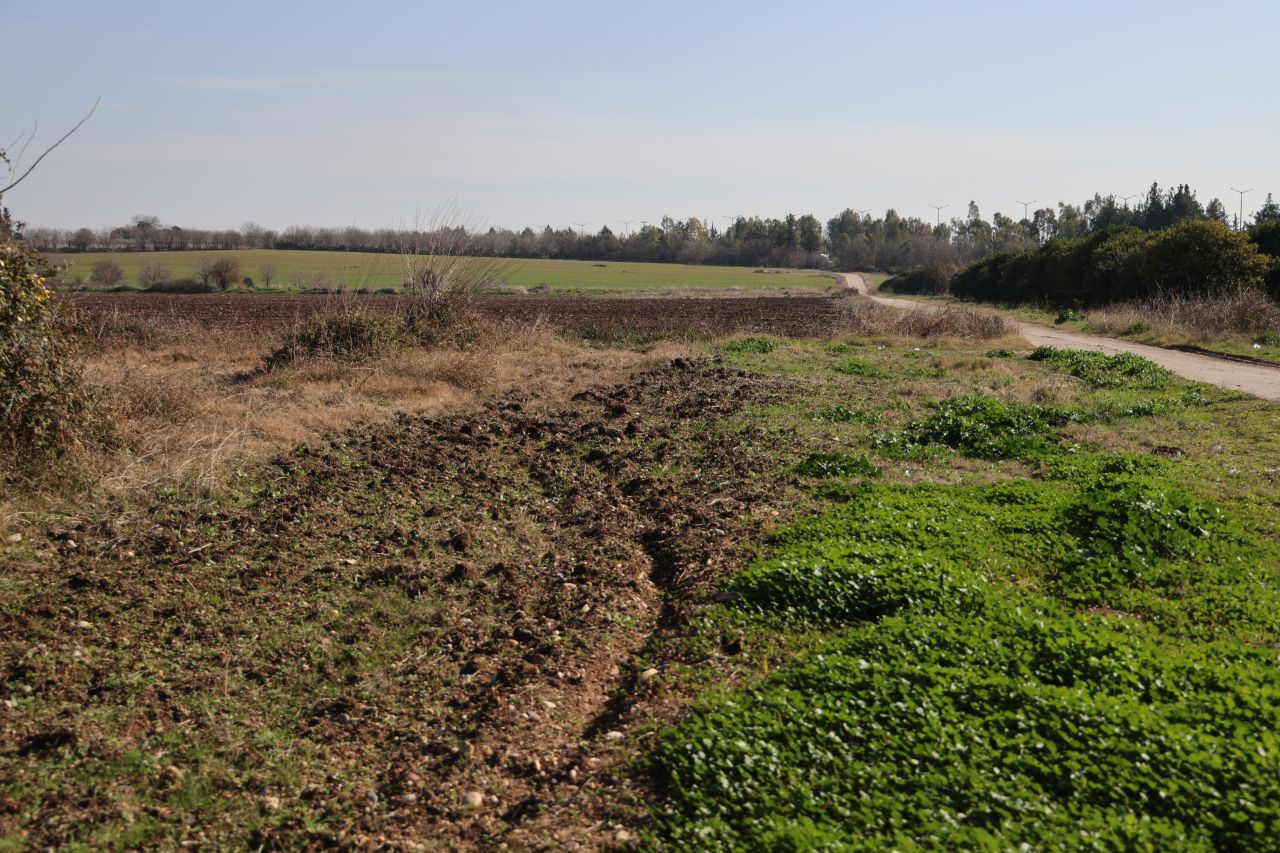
[[841, 274, 1280, 402]]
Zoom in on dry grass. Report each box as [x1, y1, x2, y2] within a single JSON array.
[[1082, 289, 1280, 342], [837, 295, 1012, 340], [1, 311, 666, 523]]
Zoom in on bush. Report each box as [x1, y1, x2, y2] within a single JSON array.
[[144, 278, 215, 294], [952, 221, 1270, 307], [262, 310, 404, 371], [1, 206, 94, 466], [879, 267, 949, 295], [89, 259, 124, 287], [208, 256, 241, 291]]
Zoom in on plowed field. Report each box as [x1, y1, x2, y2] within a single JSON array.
[[69, 293, 844, 339]]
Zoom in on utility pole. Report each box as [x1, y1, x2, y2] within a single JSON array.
[[620, 220, 633, 236], [855, 208, 871, 218], [1230, 187, 1253, 231], [1117, 193, 1137, 208], [1016, 200, 1035, 222], [572, 222, 588, 239], [929, 204, 948, 227]]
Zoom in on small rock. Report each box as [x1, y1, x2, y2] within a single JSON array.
[[539, 699, 557, 711], [262, 795, 281, 810], [65, 539, 78, 549], [604, 730, 624, 741], [4, 533, 21, 544], [615, 829, 633, 843], [461, 790, 484, 809], [74, 619, 92, 629], [363, 789, 379, 806], [638, 668, 659, 683], [163, 765, 183, 783], [395, 792, 418, 804]]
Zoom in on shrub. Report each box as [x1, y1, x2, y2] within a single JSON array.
[[1, 206, 94, 466], [138, 261, 170, 289], [144, 278, 214, 294], [879, 267, 950, 295], [262, 310, 404, 371], [89, 259, 124, 287], [953, 221, 1270, 307], [208, 256, 241, 291], [1054, 307, 1085, 324]]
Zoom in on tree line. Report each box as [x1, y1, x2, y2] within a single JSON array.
[[19, 183, 1280, 276]]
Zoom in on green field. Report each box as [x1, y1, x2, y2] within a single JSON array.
[[50, 249, 835, 294]]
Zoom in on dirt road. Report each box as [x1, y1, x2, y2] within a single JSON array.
[[841, 273, 1280, 402]]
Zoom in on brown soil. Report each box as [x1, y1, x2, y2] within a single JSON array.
[[68, 293, 846, 340], [1, 357, 810, 850]]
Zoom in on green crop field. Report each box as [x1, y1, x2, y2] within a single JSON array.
[[50, 249, 835, 295]]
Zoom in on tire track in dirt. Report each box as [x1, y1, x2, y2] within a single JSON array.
[[841, 273, 1280, 401], [2, 358, 804, 850]]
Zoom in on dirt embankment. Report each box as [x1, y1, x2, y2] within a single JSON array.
[[842, 273, 1280, 401]]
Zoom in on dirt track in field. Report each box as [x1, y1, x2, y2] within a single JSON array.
[[69, 293, 845, 339], [841, 273, 1280, 402]]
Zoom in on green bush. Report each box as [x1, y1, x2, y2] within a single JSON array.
[[951, 221, 1270, 307], [1, 206, 93, 465]]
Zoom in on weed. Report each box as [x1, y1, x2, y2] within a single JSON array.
[[653, 472, 1280, 848], [1055, 307, 1085, 324], [873, 395, 1059, 460], [1028, 346, 1172, 389], [793, 452, 879, 479], [722, 337, 778, 354]]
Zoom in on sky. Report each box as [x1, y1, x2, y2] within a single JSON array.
[[4, 0, 1279, 232]]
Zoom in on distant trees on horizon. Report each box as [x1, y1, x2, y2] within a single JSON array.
[[18, 183, 1280, 276]]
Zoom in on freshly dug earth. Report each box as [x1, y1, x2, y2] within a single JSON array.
[[0, 358, 808, 849], [68, 293, 845, 339]]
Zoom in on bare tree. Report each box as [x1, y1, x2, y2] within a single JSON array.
[[90, 259, 124, 287], [195, 256, 214, 288], [257, 262, 276, 289], [1, 99, 100, 196], [139, 261, 170, 289]]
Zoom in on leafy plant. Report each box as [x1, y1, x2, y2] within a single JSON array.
[[1, 205, 94, 466], [873, 395, 1058, 460], [722, 337, 778, 354], [1029, 346, 1172, 388], [793, 452, 879, 479]]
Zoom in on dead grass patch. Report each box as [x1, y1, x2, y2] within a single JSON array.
[[1, 314, 658, 519], [838, 296, 1011, 340], [1085, 289, 1280, 342]]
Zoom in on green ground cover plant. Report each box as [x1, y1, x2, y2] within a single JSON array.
[[1028, 346, 1172, 389], [651, 468, 1280, 848]]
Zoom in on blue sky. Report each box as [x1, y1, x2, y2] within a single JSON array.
[[5, 0, 1278, 231]]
